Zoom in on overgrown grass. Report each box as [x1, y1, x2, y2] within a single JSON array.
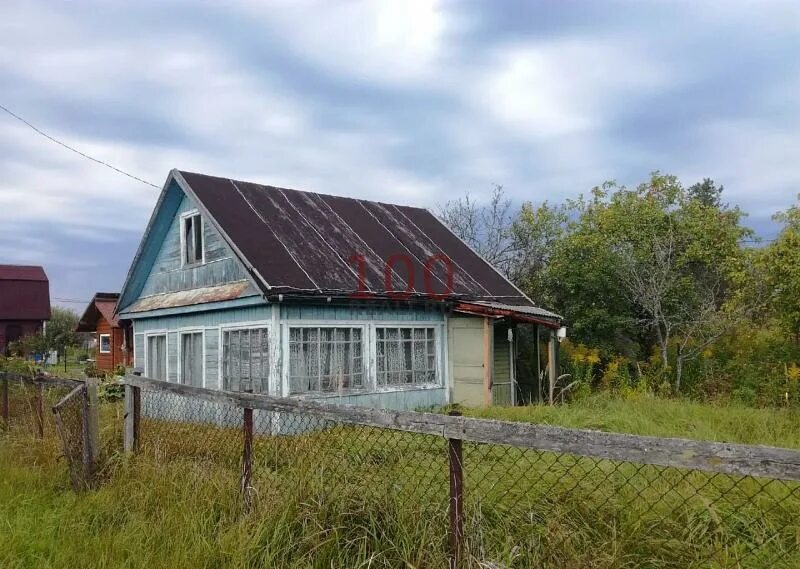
[[1, 394, 799, 568], [462, 392, 800, 449]]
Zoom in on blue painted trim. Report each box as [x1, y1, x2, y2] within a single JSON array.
[[120, 294, 267, 320]]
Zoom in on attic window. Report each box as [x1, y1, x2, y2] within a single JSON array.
[[182, 212, 204, 266]]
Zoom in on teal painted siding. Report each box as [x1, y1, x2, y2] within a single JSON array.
[[134, 334, 144, 368], [306, 388, 446, 410], [132, 301, 446, 412], [133, 304, 272, 333], [280, 303, 444, 322], [205, 332, 219, 389], [167, 332, 178, 382], [140, 193, 257, 298]]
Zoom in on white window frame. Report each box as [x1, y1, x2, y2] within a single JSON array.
[[98, 333, 111, 354], [177, 328, 205, 387], [279, 319, 446, 397], [143, 331, 168, 381], [286, 323, 368, 396], [374, 325, 441, 389], [218, 321, 274, 394], [179, 209, 205, 268]]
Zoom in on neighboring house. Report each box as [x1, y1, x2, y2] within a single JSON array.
[[0, 265, 51, 355], [77, 293, 132, 370], [116, 170, 562, 410]]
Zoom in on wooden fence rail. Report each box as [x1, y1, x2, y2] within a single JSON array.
[[123, 374, 800, 482]]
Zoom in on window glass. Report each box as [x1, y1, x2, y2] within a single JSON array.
[[289, 327, 363, 393], [222, 328, 269, 393], [146, 335, 167, 381], [183, 213, 203, 265], [99, 334, 111, 354], [180, 332, 203, 387], [376, 327, 437, 386]]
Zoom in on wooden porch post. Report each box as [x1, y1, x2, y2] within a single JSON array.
[[483, 317, 492, 406], [548, 328, 558, 406]]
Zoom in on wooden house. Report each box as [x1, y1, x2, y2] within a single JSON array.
[[77, 293, 132, 370], [116, 170, 562, 410], [0, 265, 51, 355]]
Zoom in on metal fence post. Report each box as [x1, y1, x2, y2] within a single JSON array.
[[241, 389, 254, 511], [1, 373, 9, 426], [448, 409, 464, 569]]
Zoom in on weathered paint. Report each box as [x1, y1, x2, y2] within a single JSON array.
[[280, 302, 445, 322], [492, 323, 513, 405], [447, 314, 487, 407], [140, 193, 257, 299], [131, 300, 448, 412]]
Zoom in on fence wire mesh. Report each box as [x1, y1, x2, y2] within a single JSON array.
[[1, 373, 74, 439], [133, 385, 800, 569], [52, 384, 90, 490]]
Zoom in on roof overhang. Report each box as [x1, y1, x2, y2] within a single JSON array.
[[454, 301, 562, 329]]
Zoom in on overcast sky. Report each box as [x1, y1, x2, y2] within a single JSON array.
[[1, 1, 799, 309]]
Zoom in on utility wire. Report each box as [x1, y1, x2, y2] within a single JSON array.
[[0, 102, 160, 189], [53, 297, 91, 304]]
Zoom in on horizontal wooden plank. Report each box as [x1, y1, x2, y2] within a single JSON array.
[[123, 375, 800, 482]]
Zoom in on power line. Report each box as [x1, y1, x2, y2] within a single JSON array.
[[53, 297, 90, 304], [0, 102, 160, 189]]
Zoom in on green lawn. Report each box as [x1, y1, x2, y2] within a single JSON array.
[[1, 394, 798, 568], [462, 392, 800, 449]]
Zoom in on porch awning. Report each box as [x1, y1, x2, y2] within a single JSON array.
[[453, 300, 562, 329]]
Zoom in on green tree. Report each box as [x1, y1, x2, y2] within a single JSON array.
[[762, 197, 800, 336]]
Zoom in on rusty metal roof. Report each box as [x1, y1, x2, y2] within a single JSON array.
[[124, 281, 252, 313], [176, 170, 537, 307], [0, 264, 50, 321], [454, 300, 562, 327]]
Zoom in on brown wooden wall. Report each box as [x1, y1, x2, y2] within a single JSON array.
[[95, 316, 131, 371]]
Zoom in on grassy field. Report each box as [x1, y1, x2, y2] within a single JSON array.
[[1, 393, 798, 568]]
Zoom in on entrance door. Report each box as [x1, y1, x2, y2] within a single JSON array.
[[146, 335, 167, 380], [492, 323, 516, 406]]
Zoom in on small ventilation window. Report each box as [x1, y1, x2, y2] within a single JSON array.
[[182, 212, 203, 266]]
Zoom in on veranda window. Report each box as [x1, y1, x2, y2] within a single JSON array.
[[180, 332, 203, 387], [146, 334, 167, 381], [222, 328, 269, 393], [289, 327, 364, 393], [376, 327, 437, 387]]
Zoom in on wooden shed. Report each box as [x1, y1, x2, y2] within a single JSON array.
[[77, 293, 132, 371]]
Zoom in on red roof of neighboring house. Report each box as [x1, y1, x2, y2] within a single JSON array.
[[0, 265, 51, 321], [0, 264, 48, 281], [77, 293, 121, 331]]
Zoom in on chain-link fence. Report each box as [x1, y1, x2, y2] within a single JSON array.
[[125, 375, 800, 568], [1, 372, 102, 491], [0, 372, 77, 438]]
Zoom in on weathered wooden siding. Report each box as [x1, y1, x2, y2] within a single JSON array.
[[280, 303, 445, 322], [448, 314, 487, 406], [305, 387, 446, 410], [139, 193, 258, 298], [167, 331, 178, 382], [131, 300, 447, 412], [205, 331, 219, 389], [133, 334, 144, 368]]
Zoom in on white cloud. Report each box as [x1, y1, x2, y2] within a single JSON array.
[[471, 38, 670, 139], [233, 0, 447, 86]]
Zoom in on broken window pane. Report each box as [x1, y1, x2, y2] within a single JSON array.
[[289, 327, 364, 394], [376, 327, 438, 387]]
